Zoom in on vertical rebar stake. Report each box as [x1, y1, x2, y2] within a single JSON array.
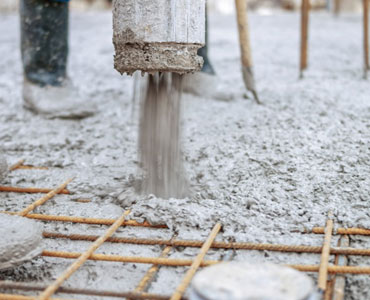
[[17, 178, 73, 217], [170, 223, 222, 300], [333, 0, 340, 16], [332, 235, 350, 300], [38, 210, 131, 300], [318, 212, 334, 294], [300, 0, 310, 78], [9, 159, 25, 171], [363, 0, 369, 78]]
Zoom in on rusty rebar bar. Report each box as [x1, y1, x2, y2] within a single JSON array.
[[324, 280, 334, 300], [0, 186, 69, 195], [27, 250, 370, 274], [17, 179, 73, 217], [133, 245, 172, 295], [318, 213, 334, 293], [0, 282, 179, 300], [312, 227, 370, 236], [9, 159, 25, 171], [288, 264, 370, 274], [41, 250, 218, 267], [42, 231, 370, 256], [332, 236, 349, 300], [28, 214, 166, 228], [0, 294, 74, 300], [170, 223, 222, 300], [364, 0, 369, 77], [325, 235, 345, 300], [300, 0, 310, 77], [16, 165, 49, 170], [38, 210, 130, 300]]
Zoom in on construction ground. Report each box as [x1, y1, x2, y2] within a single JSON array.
[[0, 9, 370, 300]]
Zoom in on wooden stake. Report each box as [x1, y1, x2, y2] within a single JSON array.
[[235, 0, 260, 103], [288, 264, 370, 274], [364, 0, 369, 77], [170, 223, 222, 300], [300, 0, 310, 77], [333, 0, 340, 16], [38, 210, 130, 300]]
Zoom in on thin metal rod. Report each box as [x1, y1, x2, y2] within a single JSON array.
[[0, 294, 75, 300], [38, 210, 130, 300], [324, 279, 334, 300], [300, 0, 310, 77], [42, 231, 370, 256], [17, 179, 73, 217], [333, 0, 340, 16], [16, 165, 48, 170], [312, 227, 370, 236], [325, 235, 345, 300], [170, 223, 222, 300], [364, 0, 369, 76], [0, 186, 69, 195], [35, 250, 370, 274], [289, 264, 370, 274], [9, 159, 25, 171], [26, 214, 166, 228], [0, 282, 179, 300], [41, 250, 219, 267], [318, 213, 334, 292], [133, 246, 172, 293], [332, 236, 349, 300]]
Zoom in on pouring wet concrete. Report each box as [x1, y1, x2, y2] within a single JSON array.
[[0, 10, 369, 300]]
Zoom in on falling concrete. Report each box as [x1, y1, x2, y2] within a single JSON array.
[[138, 73, 188, 199]]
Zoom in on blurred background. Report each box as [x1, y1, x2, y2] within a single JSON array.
[[0, 0, 363, 14]]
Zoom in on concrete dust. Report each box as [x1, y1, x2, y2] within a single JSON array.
[[138, 73, 188, 199]]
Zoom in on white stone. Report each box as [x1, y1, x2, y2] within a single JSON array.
[[0, 214, 43, 271], [190, 262, 316, 300]]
